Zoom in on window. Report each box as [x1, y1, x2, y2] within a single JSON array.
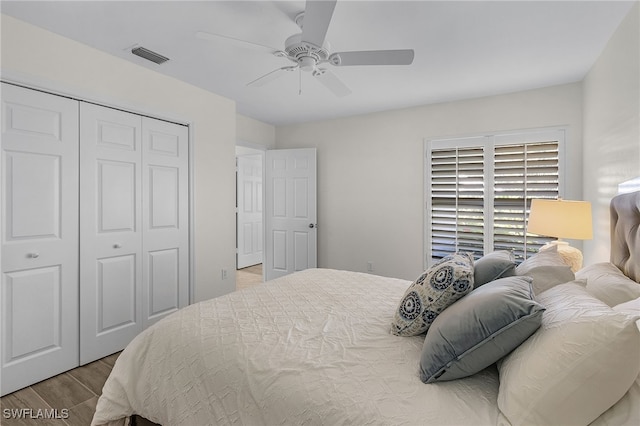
[[425, 129, 564, 267]]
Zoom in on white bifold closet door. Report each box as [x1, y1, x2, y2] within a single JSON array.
[[141, 116, 189, 329], [79, 103, 188, 364], [1, 83, 80, 396]]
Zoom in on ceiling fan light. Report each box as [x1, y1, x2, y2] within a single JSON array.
[[299, 56, 316, 72]]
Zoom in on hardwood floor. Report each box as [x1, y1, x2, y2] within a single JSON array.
[[0, 352, 119, 425], [236, 263, 264, 290], [0, 265, 263, 425]]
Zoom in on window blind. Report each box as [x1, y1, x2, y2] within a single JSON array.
[[426, 131, 562, 266], [430, 147, 485, 260], [493, 142, 559, 261]]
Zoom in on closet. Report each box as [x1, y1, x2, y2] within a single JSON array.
[[1, 83, 190, 396]]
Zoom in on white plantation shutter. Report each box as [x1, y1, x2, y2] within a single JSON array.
[[425, 130, 564, 267], [493, 141, 559, 261], [430, 146, 485, 260]]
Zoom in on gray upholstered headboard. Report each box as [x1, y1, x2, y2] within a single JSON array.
[[610, 190, 640, 283]]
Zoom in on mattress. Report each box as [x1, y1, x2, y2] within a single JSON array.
[[92, 268, 501, 425]]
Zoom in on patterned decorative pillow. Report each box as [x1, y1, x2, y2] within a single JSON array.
[[391, 252, 474, 336]]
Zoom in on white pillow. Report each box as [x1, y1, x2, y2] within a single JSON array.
[[515, 244, 567, 276], [576, 262, 640, 307], [497, 282, 640, 426], [614, 297, 640, 316], [524, 264, 575, 295], [590, 374, 640, 426]]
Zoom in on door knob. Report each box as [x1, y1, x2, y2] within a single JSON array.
[[113, 243, 122, 249], [308, 223, 317, 229], [28, 252, 39, 259]]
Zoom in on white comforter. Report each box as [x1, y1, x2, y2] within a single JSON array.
[[92, 268, 501, 426]]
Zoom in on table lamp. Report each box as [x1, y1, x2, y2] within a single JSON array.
[[527, 198, 593, 272]]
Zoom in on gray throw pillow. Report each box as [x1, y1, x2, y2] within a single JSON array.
[[474, 251, 517, 288], [391, 252, 474, 337], [419, 275, 544, 383]]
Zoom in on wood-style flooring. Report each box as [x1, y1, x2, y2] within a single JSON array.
[[235, 263, 264, 290], [0, 353, 119, 426], [0, 264, 263, 425]]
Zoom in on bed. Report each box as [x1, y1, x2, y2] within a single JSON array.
[[92, 191, 640, 426]]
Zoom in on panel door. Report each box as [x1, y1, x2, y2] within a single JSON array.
[[141, 117, 189, 328], [265, 148, 317, 281], [79, 103, 143, 364], [237, 154, 263, 269], [1, 83, 79, 396]]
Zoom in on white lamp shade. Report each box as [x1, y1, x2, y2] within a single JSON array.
[[527, 199, 593, 240]]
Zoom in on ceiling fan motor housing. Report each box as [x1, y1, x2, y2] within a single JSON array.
[[241, 1, 412, 96], [284, 34, 330, 71]]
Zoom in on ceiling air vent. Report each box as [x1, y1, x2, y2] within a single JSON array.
[[131, 46, 169, 65]]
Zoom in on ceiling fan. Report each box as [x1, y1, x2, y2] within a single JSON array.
[[196, 0, 415, 97]]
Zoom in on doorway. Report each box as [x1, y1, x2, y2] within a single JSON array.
[[236, 145, 265, 287], [235, 145, 318, 286]]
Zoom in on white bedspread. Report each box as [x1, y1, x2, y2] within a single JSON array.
[[92, 268, 501, 426]]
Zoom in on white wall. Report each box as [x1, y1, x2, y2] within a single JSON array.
[[1, 15, 237, 301], [237, 114, 276, 149], [582, 3, 640, 265], [276, 84, 583, 281]]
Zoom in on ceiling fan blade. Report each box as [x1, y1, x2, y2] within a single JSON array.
[[312, 68, 351, 97], [247, 66, 297, 87], [196, 31, 278, 54], [301, 0, 337, 47], [329, 49, 415, 66]]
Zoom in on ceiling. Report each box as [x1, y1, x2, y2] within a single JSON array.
[[1, 1, 635, 126]]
